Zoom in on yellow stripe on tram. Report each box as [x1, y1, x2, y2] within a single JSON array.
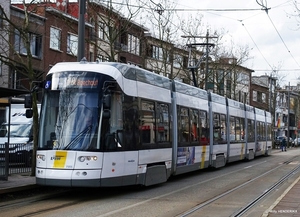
[[200, 145, 206, 169], [240, 143, 245, 160], [53, 151, 68, 168]]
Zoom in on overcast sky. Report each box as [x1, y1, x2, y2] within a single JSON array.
[[173, 0, 300, 86]]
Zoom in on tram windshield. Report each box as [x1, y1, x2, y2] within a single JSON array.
[[39, 71, 111, 151]]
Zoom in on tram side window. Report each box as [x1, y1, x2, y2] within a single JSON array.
[[122, 95, 139, 150], [230, 116, 235, 141], [199, 110, 208, 145], [234, 117, 245, 142], [140, 101, 155, 144], [262, 122, 266, 140], [190, 109, 199, 143], [156, 103, 170, 143], [213, 113, 225, 143], [257, 121, 263, 141], [235, 118, 241, 140], [221, 114, 226, 142], [178, 107, 189, 143], [247, 119, 255, 142], [241, 118, 245, 141]]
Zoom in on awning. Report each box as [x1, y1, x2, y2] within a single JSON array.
[[0, 87, 30, 98]]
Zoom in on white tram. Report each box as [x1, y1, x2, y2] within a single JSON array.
[[35, 61, 272, 187]]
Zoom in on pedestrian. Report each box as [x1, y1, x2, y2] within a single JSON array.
[[281, 137, 287, 152]]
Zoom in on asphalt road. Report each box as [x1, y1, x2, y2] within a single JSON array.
[[0, 148, 299, 217]]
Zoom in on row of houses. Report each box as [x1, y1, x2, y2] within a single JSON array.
[[0, 0, 299, 140]]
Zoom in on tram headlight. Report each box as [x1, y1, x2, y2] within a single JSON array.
[[37, 154, 45, 161], [78, 156, 98, 162]]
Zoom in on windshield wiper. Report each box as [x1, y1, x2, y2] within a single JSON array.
[[63, 125, 92, 150]]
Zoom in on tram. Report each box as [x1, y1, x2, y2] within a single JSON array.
[[34, 60, 272, 187]]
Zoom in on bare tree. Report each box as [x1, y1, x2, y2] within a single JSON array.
[[0, 0, 43, 175]]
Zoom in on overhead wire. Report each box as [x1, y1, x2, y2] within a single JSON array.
[[240, 22, 273, 70], [266, 12, 300, 69], [102, 0, 300, 77]]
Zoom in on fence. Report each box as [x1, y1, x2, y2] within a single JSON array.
[[0, 142, 32, 180]]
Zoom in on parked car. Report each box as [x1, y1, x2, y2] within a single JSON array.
[[294, 138, 300, 146], [288, 137, 295, 147], [0, 104, 40, 166]]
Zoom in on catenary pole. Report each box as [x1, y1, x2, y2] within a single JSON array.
[[77, 0, 86, 61]]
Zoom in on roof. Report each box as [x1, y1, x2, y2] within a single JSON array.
[[0, 87, 30, 98]]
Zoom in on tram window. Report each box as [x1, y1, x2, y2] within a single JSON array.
[[240, 118, 245, 141], [140, 101, 155, 144], [190, 109, 199, 143], [220, 114, 226, 142], [122, 95, 139, 150], [257, 121, 262, 141], [199, 110, 208, 144], [156, 103, 170, 143], [262, 122, 266, 140], [213, 113, 224, 143], [110, 93, 123, 134], [247, 119, 254, 142], [230, 116, 235, 141], [236, 118, 241, 141], [179, 107, 189, 143]]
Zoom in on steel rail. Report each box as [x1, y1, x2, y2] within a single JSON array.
[[179, 157, 299, 217]]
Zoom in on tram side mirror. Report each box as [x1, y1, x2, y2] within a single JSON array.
[[103, 109, 111, 119], [24, 94, 32, 108], [26, 109, 33, 118], [103, 94, 111, 109]]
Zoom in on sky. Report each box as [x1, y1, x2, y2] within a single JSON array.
[[171, 0, 300, 86]]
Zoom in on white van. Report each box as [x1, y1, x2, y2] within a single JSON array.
[[0, 104, 40, 166]]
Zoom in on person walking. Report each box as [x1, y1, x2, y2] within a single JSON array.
[[281, 137, 287, 152]]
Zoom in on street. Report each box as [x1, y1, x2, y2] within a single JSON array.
[[0, 148, 299, 217]]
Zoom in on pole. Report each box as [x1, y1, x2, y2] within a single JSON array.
[[205, 30, 209, 90], [287, 82, 290, 147], [77, 0, 86, 61]]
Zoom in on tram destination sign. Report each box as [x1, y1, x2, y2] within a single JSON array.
[[50, 73, 99, 90]]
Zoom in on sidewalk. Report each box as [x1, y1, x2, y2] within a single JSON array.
[[0, 173, 36, 194], [262, 174, 300, 216]]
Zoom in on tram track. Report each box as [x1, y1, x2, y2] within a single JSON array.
[[178, 156, 300, 217]]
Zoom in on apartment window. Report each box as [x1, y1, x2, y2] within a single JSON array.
[[14, 29, 42, 58], [128, 34, 140, 55], [67, 33, 78, 56], [97, 55, 109, 62], [50, 27, 61, 50], [98, 21, 109, 41], [253, 90, 257, 102], [151, 45, 162, 60], [257, 91, 262, 103], [262, 93, 266, 103], [173, 54, 182, 68], [237, 72, 249, 85]]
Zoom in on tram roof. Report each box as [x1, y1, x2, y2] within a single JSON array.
[[49, 62, 171, 90]]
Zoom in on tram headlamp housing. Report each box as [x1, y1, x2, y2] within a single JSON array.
[[78, 156, 98, 162], [37, 154, 45, 161]]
